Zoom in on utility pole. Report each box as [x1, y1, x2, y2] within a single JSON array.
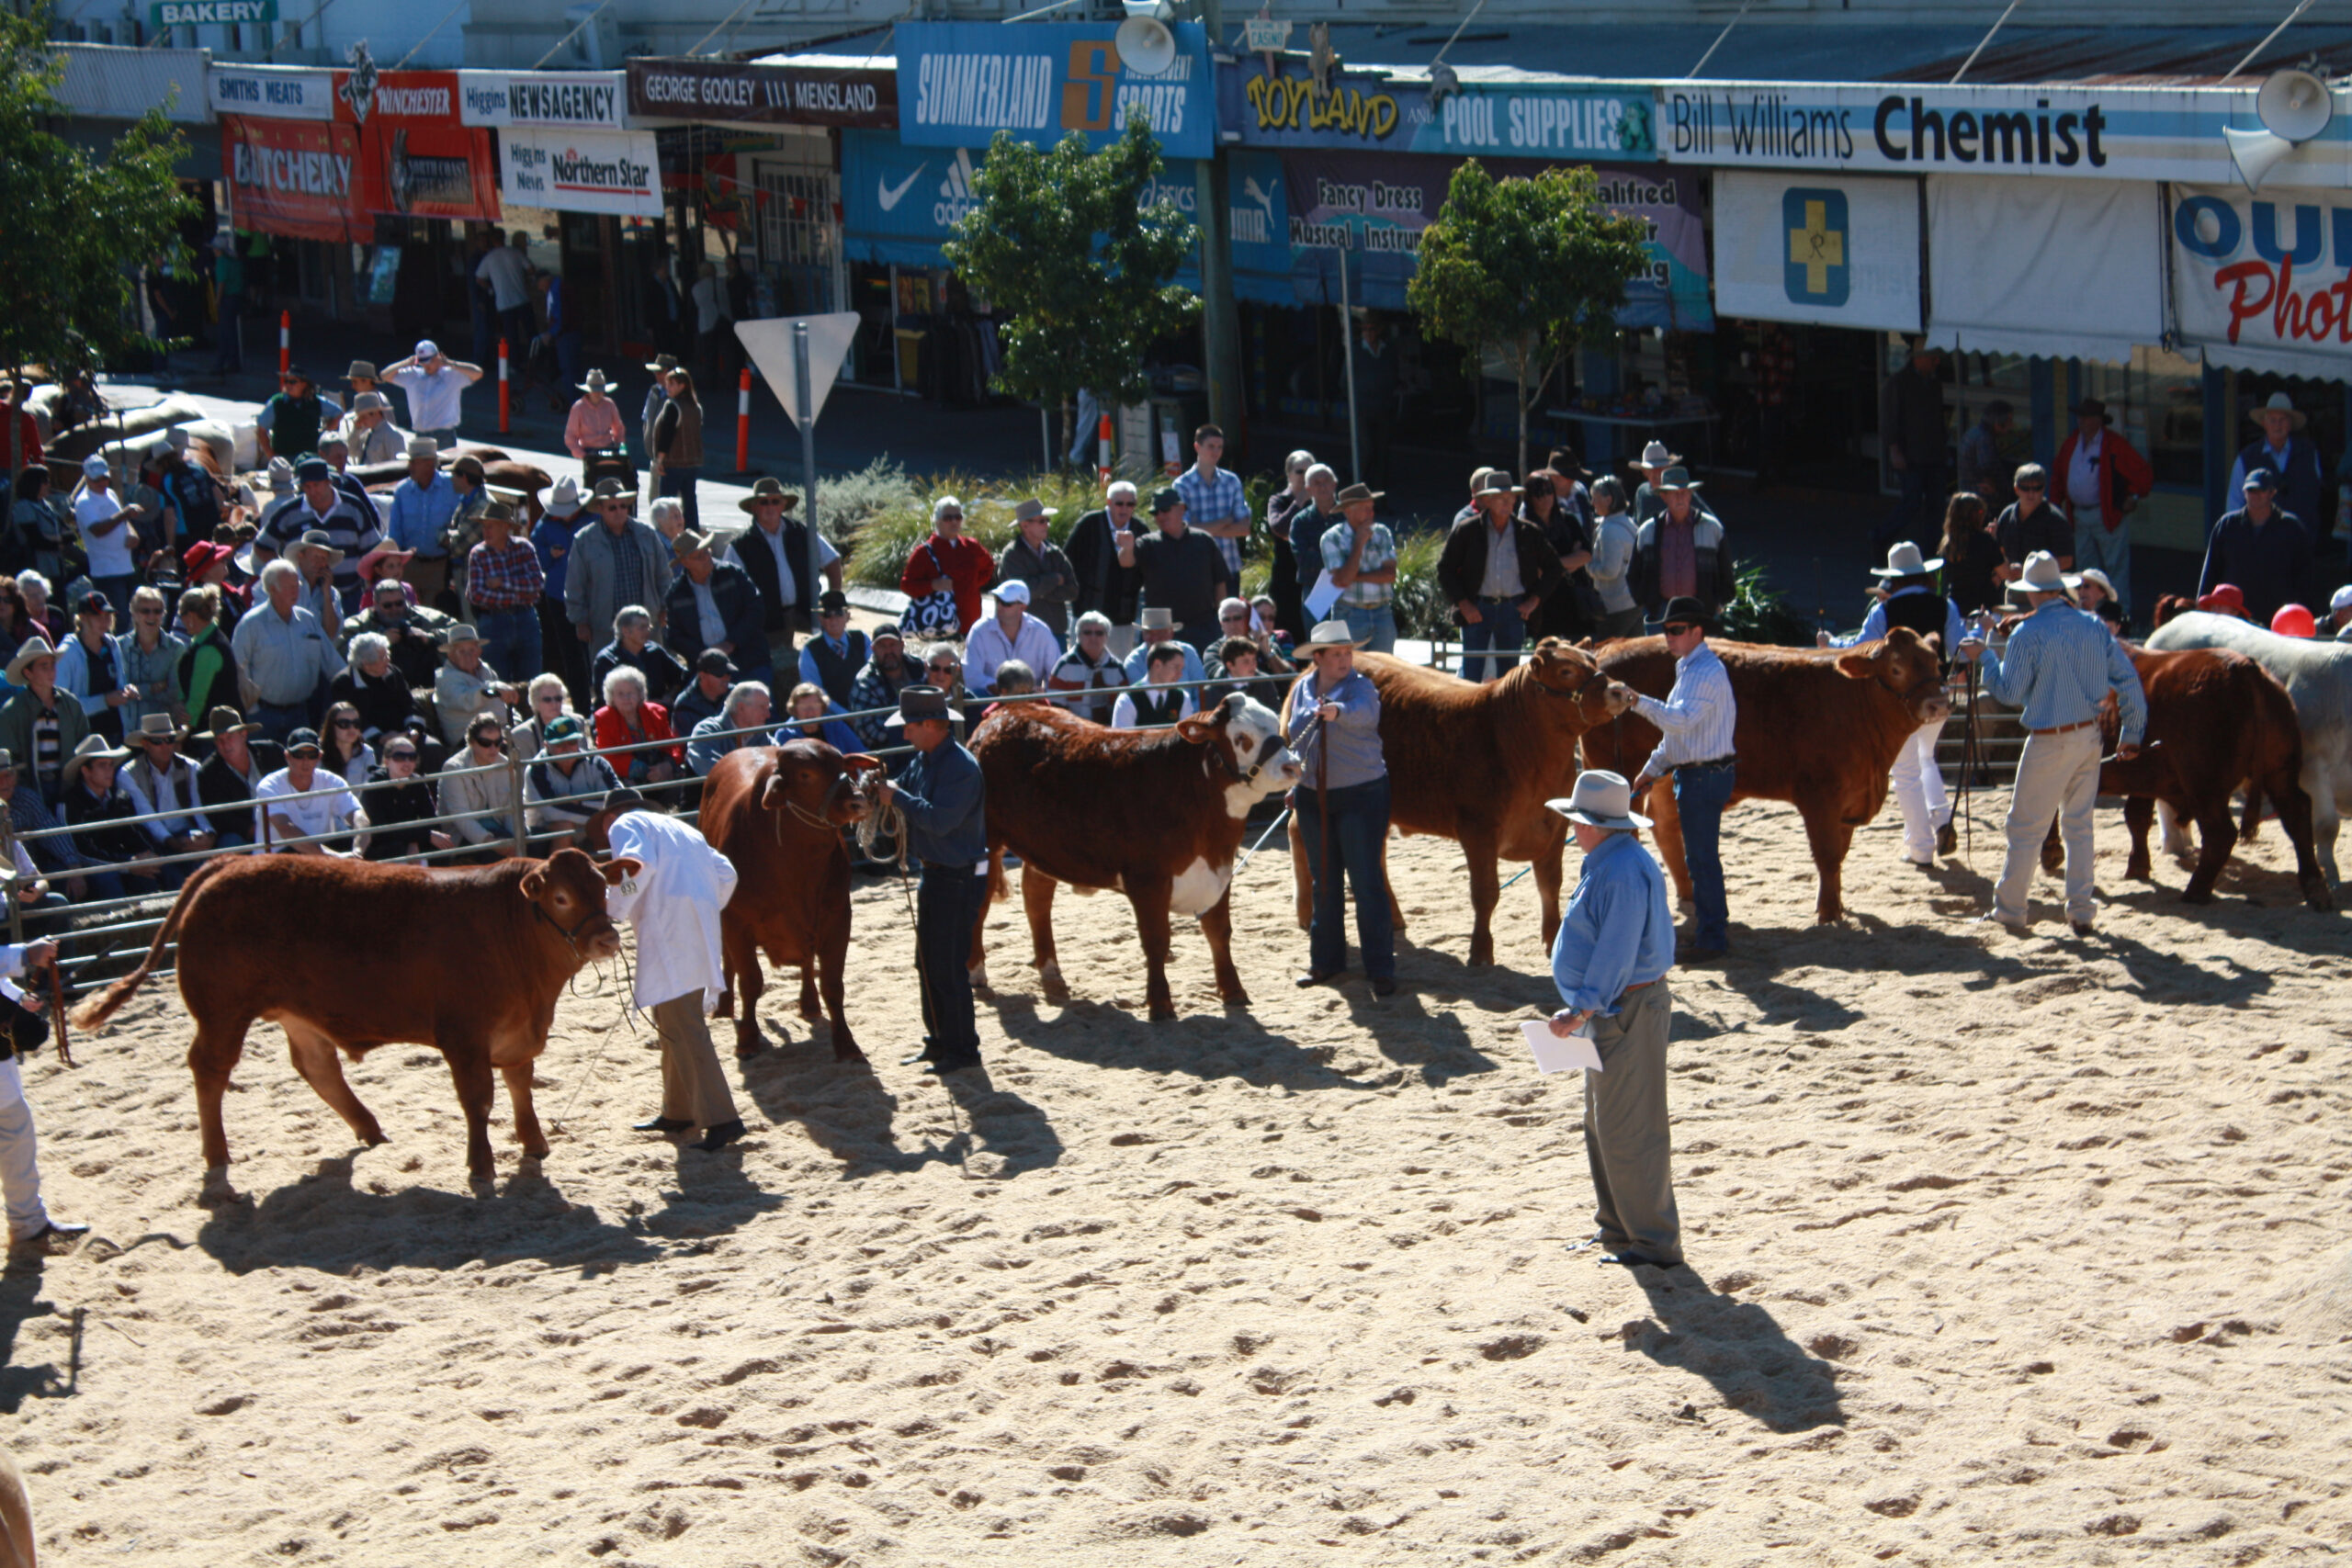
[[1194, 0, 1241, 436]]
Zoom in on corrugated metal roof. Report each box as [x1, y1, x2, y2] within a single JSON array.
[[53, 43, 212, 123]]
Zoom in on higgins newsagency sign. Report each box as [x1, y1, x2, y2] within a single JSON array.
[[1660, 84, 2350, 187], [895, 21, 1215, 159]]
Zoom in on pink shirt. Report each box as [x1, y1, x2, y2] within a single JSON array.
[[564, 396, 628, 460]]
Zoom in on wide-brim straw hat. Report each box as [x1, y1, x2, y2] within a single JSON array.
[[739, 478, 798, 513], [128, 712, 190, 745], [4, 637, 58, 683], [1297, 618, 1367, 652], [2005, 550, 2080, 604], [2248, 390, 2308, 431], [1546, 769, 1652, 830], [1870, 541, 1944, 578], [578, 368, 612, 396], [195, 706, 260, 741], [60, 734, 131, 791]]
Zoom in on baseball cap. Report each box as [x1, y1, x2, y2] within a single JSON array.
[[2330, 584, 2352, 615], [295, 457, 332, 483], [285, 728, 323, 756], [695, 648, 739, 678], [542, 714, 586, 746], [994, 580, 1033, 604], [76, 591, 112, 617], [414, 339, 440, 362], [80, 454, 110, 478], [2243, 467, 2280, 492], [1151, 487, 1182, 513]]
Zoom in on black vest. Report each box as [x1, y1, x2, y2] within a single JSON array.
[[733, 518, 816, 632], [1130, 686, 1187, 728], [1880, 588, 1951, 668], [802, 630, 868, 705]]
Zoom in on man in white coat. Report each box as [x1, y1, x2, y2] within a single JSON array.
[[0, 938, 90, 1251], [593, 789, 747, 1153]]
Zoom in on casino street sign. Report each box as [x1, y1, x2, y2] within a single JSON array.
[[152, 0, 274, 24]]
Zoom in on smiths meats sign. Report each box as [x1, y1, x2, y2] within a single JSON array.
[[1660, 82, 2349, 187], [894, 21, 1215, 159]]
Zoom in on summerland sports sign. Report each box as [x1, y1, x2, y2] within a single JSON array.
[[895, 22, 1216, 160], [625, 59, 896, 129], [1660, 84, 2352, 187]]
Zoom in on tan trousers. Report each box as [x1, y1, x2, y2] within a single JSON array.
[[653, 993, 737, 1129], [0, 1098, 51, 1242], [408, 556, 451, 613], [1583, 980, 1682, 1266], [1995, 726, 2101, 925]]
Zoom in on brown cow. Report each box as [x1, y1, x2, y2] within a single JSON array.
[[695, 739, 882, 1062], [70, 851, 631, 1185], [1581, 629, 1953, 923], [971, 692, 1302, 1021], [1287, 639, 1636, 964], [2035, 647, 2330, 909]]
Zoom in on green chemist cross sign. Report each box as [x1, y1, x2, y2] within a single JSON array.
[[152, 0, 275, 24]]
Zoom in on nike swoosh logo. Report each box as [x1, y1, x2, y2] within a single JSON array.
[[877, 164, 926, 213]]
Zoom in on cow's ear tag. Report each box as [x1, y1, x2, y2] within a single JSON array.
[[620, 874, 639, 896]]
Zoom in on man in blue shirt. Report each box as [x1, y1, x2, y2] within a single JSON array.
[[1630, 596, 1739, 957], [1283, 619, 1393, 996], [388, 438, 461, 611], [1958, 551, 2146, 935], [1546, 769, 1679, 1269], [876, 685, 989, 1076]]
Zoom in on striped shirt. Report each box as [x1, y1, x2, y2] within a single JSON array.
[[1176, 464, 1250, 579], [1635, 640, 1738, 777], [1975, 599, 2147, 740], [1319, 521, 1396, 609]]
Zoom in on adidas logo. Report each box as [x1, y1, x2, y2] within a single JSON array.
[[932, 148, 980, 226]]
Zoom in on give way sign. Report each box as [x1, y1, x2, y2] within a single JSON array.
[[733, 312, 863, 427]]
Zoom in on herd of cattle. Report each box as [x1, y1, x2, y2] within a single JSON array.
[[66, 617, 2352, 1186]]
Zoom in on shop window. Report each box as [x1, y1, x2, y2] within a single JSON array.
[[2073, 348, 2202, 490]]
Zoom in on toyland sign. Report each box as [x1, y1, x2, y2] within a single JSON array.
[[2172, 186, 2352, 374]]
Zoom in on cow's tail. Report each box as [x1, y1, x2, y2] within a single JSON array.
[[68, 854, 232, 1032]]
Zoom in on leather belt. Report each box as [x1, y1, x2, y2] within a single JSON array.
[[1623, 977, 1659, 993], [2028, 718, 2097, 736], [1674, 756, 1736, 772]]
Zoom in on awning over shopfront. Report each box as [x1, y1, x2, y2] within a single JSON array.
[[2170, 184, 2352, 378], [54, 43, 210, 123], [1713, 170, 1921, 333], [1927, 175, 2162, 365]]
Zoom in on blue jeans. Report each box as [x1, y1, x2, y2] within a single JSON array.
[[916, 863, 987, 1063], [94, 575, 136, 619], [1460, 595, 1525, 680], [1673, 761, 1736, 951], [471, 606, 540, 686], [1296, 775, 1394, 981], [253, 701, 312, 746], [2073, 514, 2131, 614], [661, 465, 701, 533], [1883, 462, 1949, 551], [1341, 602, 1397, 654]]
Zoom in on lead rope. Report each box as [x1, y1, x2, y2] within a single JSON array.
[[548, 941, 644, 1136]]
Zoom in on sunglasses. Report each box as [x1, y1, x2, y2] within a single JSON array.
[[333, 718, 359, 729], [387, 750, 418, 761], [2017, 483, 2046, 491], [537, 693, 564, 705], [1221, 612, 1249, 621], [929, 661, 960, 673], [938, 513, 965, 522]]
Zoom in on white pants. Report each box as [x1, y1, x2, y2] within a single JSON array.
[[1996, 726, 2102, 925], [1890, 716, 1951, 862], [0, 1097, 50, 1241]]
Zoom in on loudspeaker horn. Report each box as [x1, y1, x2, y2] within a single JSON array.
[[2225, 126, 2301, 192], [2256, 66, 2334, 141], [1114, 15, 1178, 76]]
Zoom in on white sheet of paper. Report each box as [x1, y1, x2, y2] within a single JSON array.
[[1306, 570, 1343, 620], [1523, 1019, 1603, 1074]]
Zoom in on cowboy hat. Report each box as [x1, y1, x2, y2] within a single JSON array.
[[2006, 550, 2080, 603], [1474, 471, 1523, 499], [350, 390, 390, 416], [543, 477, 583, 520], [2070, 398, 2111, 423], [182, 539, 235, 581], [195, 706, 259, 741], [127, 712, 189, 746], [354, 540, 415, 582], [443, 624, 482, 647], [882, 683, 956, 733], [345, 360, 380, 383], [578, 368, 613, 396], [1137, 605, 1182, 635], [1645, 594, 1717, 633], [1654, 465, 1702, 491], [1297, 617, 1366, 652], [672, 530, 712, 558], [59, 734, 131, 791], [1870, 541, 1944, 578], [644, 352, 680, 377], [738, 477, 797, 513], [1639, 440, 1682, 469], [1546, 769, 1652, 831], [2247, 391, 2307, 431], [4, 637, 58, 683], [1335, 482, 1384, 506], [591, 478, 639, 504], [2075, 568, 2118, 602], [292, 528, 345, 565], [405, 436, 439, 462]]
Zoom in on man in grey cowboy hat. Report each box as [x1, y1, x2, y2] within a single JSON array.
[[662, 529, 769, 684], [1120, 604, 1204, 685], [2229, 390, 2326, 534], [342, 389, 405, 468], [1630, 595, 1738, 957], [875, 686, 989, 1076], [119, 712, 215, 884], [565, 478, 669, 655], [1286, 617, 1395, 995], [1956, 550, 2146, 936], [1630, 466, 1727, 623], [1438, 469, 1562, 681], [721, 476, 839, 666], [994, 497, 1077, 640], [1545, 769, 1681, 1270], [1322, 481, 1400, 654]]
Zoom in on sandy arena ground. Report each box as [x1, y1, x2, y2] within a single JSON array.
[[2, 790, 2346, 1566]]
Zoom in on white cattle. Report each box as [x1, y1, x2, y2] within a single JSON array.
[[2145, 611, 2352, 888]]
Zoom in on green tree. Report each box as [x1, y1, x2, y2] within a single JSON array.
[[1408, 160, 1650, 479], [0, 4, 196, 386], [943, 117, 1198, 460]]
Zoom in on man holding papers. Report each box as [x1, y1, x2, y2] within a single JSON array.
[[1546, 771, 1682, 1270]]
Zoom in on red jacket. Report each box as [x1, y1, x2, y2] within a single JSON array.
[[593, 700, 682, 767], [2052, 428, 2154, 534], [899, 533, 995, 633]]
